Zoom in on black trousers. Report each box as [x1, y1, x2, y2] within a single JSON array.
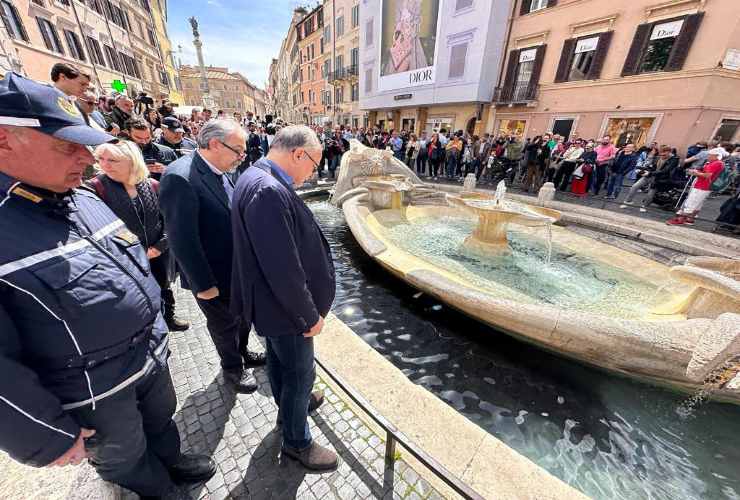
[[70, 367, 181, 497], [150, 252, 175, 322], [555, 161, 577, 191], [195, 294, 249, 372]]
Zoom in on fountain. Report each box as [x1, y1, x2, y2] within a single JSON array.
[[330, 140, 740, 404], [447, 181, 560, 255]]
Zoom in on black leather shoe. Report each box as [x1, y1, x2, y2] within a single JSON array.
[[224, 369, 258, 393], [168, 454, 216, 484], [243, 350, 266, 367], [165, 316, 190, 332], [277, 390, 324, 426]]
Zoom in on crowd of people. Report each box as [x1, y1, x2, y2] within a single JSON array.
[[298, 120, 739, 231], [0, 64, 341, 500]]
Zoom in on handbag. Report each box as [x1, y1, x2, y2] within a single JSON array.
[[582, 164, 594, 175]]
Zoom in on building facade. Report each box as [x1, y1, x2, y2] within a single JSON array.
[[0, 0, 178, 101], [148, 0, 182, 104], [296, 4, 326, 124], [180, 65, 257, 116], [327, 0, 363, 127], [491, 0, 740, 149], [360, 0, 512, 135]]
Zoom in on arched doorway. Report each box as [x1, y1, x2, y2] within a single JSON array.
[[466, 117, 476, 136]]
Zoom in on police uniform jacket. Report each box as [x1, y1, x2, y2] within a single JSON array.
[[159, 136, 197, 158], [0, 173, 168, 467]]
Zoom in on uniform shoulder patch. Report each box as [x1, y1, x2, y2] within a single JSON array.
[[58, 96, 81, 117], [115, 228, 139, 245]]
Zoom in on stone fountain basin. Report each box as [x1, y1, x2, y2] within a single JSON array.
[[340, 193, 740, 404]]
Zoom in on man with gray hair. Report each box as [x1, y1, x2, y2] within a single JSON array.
[[160, 119, 266, 392], [231, 125, 338, 470], [104, 94, 135, 135]]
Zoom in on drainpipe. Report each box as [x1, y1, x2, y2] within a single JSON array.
[[332, 0, 336, 125], [69, 0, 104, 92]]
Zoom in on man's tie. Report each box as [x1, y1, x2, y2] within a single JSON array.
[[222, 174, 234, 207]]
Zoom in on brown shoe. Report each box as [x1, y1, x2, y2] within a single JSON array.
[[282, 442, 338, 471]]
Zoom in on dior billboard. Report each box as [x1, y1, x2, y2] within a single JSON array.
[[378, 0, 441, 92]]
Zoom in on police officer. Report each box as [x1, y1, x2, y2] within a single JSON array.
[[126, 117, 177, 181], [159, 117, 197, 158], [0, 73, 215, 499]]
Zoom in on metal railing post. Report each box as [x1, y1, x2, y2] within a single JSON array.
[[385, 432, 397, 465]]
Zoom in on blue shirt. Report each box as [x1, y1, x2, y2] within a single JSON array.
[[263, 158, 294, 187]]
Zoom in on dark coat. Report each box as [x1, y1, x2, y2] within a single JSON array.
[[139, 142, 177, 181], [160, 152, 234, 295], [230, 158, 336, 337], [611, 152, 639, 175], [158, 136, 197, 158], [0, 173, 167, 466]]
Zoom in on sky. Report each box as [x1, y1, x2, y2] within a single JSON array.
[[166, 0, 306, 89]]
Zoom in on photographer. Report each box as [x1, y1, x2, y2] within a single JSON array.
[[134, 91, 154, 115]]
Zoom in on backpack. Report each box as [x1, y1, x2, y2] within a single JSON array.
[[711, 165, 731, 193]]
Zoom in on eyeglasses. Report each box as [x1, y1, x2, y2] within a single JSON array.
[[219, 140, 245, 158], [303, 151, 321, 170]]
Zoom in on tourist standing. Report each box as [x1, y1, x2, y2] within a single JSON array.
[[667, 148, 726, 225], [554, 140, 584, 191], [428, 133, 443, 179], [605, 144, 638, 199], [127, 118, 177, 181], [416, 131, 429, 175], [571, 143, 597, 197], [593, 136, 617, 195], [405, 134, 420, 169], [445, 133, 463, 179], [231, 126, 337, 471], [159, 117, 198, 158], [390, 131, 404, 160], [522, 136, 543, 193]]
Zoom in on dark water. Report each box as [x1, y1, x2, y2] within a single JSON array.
[[309, 200, 740, 500]]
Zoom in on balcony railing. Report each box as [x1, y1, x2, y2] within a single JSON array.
[[493, 82, 539, 104], [329, 65, 358, 84]]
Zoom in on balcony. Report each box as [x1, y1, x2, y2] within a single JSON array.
[[493, 82, 539, 105], [329, 65, 358, 85]]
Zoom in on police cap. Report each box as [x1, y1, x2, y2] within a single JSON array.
[[0, 72, 115, 146]]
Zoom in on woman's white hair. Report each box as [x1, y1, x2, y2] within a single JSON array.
[[270, 125, 321, 152], [94, 140, 149, 185]]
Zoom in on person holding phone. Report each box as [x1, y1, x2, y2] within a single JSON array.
[[126, 118, 177, 180]]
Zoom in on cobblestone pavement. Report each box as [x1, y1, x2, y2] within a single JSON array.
[[129, 288, 443, 500]]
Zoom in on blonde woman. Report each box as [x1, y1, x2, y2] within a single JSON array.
[[87, 140, 189, 332]]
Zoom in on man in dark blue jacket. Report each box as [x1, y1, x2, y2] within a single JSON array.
[[160, 119, 265, 393], [231, 125, 338, 471], [0, 73, 213, 499], [606, 143, 639, 200]]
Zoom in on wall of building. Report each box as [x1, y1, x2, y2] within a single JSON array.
[[489, 0, 740, 149], [297, 5, 326, 124]]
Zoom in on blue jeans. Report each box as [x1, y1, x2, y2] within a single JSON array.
[[446, 154, 458, 178], [266, 334, 315, 449], [606, 173, 625, 198]]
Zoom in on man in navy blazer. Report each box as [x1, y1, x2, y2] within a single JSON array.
[[160, 119, 265, 392], [231, 125, 338, 471]]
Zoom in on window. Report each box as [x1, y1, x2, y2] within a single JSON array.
[[324, 25, 331, 43], [529, 0, 547, 12], [448, 43, 468, 79], [335, 54, 344, 72], [320, 37, 324, 54], [519, 0, 555, 16], [640, 20, 682, 73], [714, 119, 740, 142], [569, 37, 597, 80], [351, 82, 359, 101], [87, 0, 103, 14], [514, 48, 536, 97], [365, 19, 374, 46], [30, 0, 44, 5], [499, 45, 546, 102], [147, 28, 156, 46], [455, 0, 473, 11], [351, 4, 359, 28], [36, 18, 64, 54], [0, 1, 29, 41], [335, 86, 343, 104], [119, 52, 141, 78], [555, 32, 611, 82], [86, 36, 105, 66], [350, 47, 359, 69], [322, 59, 330, 78], [336, 16, 344, 37], [104, 44, 122, 71], [364, 68, 372, 93], [64, 29, 86, 61], [622, 14, 704, 76]]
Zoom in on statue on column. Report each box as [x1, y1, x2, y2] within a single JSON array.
[[189, 17, 200, 38]]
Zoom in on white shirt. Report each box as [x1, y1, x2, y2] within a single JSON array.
[[198, 151, 234, 205]]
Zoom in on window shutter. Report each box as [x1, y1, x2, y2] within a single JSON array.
[[554, 38, 576, 83], [586, 31, 613, 80], [621, 23, 651, 76], [501, 49, 520, 101], [665, 13, 704, 72], [519, 0, 532, 16], [547, 0, 558, 6], [527, 44, 547, 99], [13, 4, 28, 41]]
